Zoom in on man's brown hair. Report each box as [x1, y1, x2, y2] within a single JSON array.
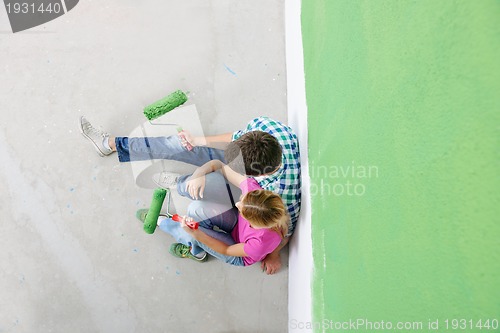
[[224, 131, 282, 176]]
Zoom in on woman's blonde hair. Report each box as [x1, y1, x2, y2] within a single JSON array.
[[239, 190, 289, 238]]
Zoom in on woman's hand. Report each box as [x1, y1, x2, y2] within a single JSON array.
[[186, 174, 206, 200], [179, 216, 198, 236], [261, 252, 282, 275]]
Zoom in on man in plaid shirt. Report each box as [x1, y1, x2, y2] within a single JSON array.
[[80, 116, 301, 274], [229, 117, 301, 273]]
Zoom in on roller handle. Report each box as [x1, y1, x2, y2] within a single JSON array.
[[172, 214, 199, 230]]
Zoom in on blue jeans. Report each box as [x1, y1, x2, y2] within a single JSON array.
[[158, 201, 244, 266], [117, 135, 244, 265], [115, 135, 225, 165], [115, 135, 241, 205]]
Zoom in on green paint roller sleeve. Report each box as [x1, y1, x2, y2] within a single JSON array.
[[143, 188, 167, 234], [143, 90, 188, 121]]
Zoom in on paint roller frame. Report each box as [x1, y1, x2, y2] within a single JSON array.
[[142, 90, 193, 150], [142, 188, 199, 234]]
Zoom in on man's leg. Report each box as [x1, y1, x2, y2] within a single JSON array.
[[114, 136, 225, 165], [80, 116, 226, 165], [176, 172, 242, 207]]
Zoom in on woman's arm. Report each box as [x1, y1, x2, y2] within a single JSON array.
[[182, 220, 247, 257], [220, 164, 247, 188], [186, 160, 247, 199], [185, 160, 222, 199]]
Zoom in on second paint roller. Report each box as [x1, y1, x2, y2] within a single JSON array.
[[143, 188, 199, 234]]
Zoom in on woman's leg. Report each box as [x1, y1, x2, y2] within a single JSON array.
[[189, 238, 244, 266], [186, 200, 239, 234], [158, 210, 244, 266], [186, 201, 244, 265]]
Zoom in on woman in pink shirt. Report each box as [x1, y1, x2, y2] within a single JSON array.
[[157, 159, 289, 267]]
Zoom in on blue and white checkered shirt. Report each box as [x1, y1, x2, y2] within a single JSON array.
[[233, 117, 301, 236]]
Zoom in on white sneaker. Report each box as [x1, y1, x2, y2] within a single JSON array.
[[79, 116, 114, 157], [152, 171, 180, 189]]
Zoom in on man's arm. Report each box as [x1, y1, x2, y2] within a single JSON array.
[[181, 131, 234, 150]]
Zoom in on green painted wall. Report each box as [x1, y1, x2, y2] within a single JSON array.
[[302, 0, 499, 331]]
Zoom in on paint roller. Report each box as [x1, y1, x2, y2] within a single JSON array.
[[141, 90, 198, 234], [143, 188, 167, 234], [143, 90, 188, 121], [143, 188, 199, 234], [143, 89, 193, 151]]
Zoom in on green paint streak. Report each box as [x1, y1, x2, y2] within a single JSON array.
[[302, 0, 499, 330]]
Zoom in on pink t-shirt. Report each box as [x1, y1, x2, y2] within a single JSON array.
[[231, 178, 282, 266]]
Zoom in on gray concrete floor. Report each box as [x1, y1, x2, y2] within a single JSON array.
[[0, 1, 288, 332]]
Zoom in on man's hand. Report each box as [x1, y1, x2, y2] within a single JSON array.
[[178, 130, 205, 148], [261, 251, 282, 275], [186, 174, 206, 200]]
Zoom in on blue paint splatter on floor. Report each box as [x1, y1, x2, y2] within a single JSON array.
[[133, 248, 139, 253], [175, 270, 181, 275], [4, 318, 20, 331], [223, 64, 237, 76]]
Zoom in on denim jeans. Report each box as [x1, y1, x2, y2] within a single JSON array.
[[115, 135, 225, 165], [116, 135, 244, 265], [115, 135, 242, 206], [158, 200, 244, 266]]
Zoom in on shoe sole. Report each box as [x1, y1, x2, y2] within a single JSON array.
[[191, 251, 208, 262], [136, 209, 149, 223], [152, 172, 179, 189], [79, 116, 107, 157], [187, 253, 207, 262], [136, 209, 170, 223]]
